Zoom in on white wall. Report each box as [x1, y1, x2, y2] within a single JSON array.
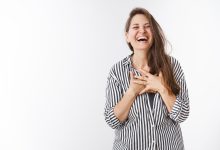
[[0, 0, 220, 150]]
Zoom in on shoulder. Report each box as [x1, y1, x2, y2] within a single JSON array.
[[168, 55, 181, 67], [168, 55, 185, 81], [108, 55, 130, 80], [167, 55, 183, 71]]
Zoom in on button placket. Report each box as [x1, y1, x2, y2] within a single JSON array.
[[151, 123, 156, 149]]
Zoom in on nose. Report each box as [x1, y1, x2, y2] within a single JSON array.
[[139, 26, 145, 33]]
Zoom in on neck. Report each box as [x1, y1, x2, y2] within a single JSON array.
[[131, 52, 148, 69]]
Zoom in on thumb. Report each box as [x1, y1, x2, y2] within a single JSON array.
[[130, 71, 134, 80], [139, 88, 146, 95]]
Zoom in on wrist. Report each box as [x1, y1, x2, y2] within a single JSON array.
[[127, 87, 138, 97], [158, 85, 168, 95]]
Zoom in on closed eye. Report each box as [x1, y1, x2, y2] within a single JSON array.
[[132, 26, 139, 29], [144, 25, 151, 28]]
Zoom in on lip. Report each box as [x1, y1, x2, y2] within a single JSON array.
[[136, 36, 148, 42], [136, 36, 149, 43]]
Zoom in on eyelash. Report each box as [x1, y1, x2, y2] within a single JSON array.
[[132, 26, 150, 29]]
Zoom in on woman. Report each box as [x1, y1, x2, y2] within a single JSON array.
[[104, 7, 189, 150]]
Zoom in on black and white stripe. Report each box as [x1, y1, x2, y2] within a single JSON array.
[[104, 55, 189, 150]]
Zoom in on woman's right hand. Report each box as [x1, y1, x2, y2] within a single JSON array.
[[113, 71, 144, 122], [128, 71, 145, 95]]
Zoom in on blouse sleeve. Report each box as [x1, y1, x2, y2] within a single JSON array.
[[104, 68, 125, 129], [168, 57, 190, 123]]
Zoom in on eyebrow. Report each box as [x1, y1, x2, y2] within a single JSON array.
[[131, 23, 150, 26]]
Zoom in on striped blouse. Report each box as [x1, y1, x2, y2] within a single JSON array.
[[104, 55, 189, 150]]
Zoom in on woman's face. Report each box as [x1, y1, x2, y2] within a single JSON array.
[[126, 14, 153, 52]]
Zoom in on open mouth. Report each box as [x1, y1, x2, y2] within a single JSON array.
[[137, 36, 148, 42]]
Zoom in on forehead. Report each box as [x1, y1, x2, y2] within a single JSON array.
[[130, 14, 149, 25]]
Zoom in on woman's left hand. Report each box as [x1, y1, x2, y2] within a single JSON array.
[[133, 69, 165, 95]]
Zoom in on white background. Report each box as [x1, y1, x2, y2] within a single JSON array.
[[0, 0, 220, 150]]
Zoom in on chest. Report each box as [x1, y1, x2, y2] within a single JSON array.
[[117, 68, 169, 124]]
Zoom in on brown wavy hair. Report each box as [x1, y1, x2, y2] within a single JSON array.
[[125, 7, 180, 95]]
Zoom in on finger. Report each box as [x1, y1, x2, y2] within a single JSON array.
[[138, 69, 148, 76], [159, 71, 162, 77], [134, 75, 147, 81], [139, 88, 146, 95], [133, 80, 147, 85], [139, 69, 153, 78]]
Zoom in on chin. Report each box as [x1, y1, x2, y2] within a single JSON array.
[[137, 46, 150, 51], [134, 48, 148, 52]]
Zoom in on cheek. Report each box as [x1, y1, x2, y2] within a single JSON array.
[[147, 29, 153, 37], [128, 31, 137, 40]]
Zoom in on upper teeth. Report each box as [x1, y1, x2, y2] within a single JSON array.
[[137, 37, 147, 40]]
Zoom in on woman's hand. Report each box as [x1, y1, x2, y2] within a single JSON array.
[[133, 69, 165, 95], [128, 71, 146, 95], [132, 69, 177, 113]]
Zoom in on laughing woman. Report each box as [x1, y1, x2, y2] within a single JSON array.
[[104, 7, 189, 150]]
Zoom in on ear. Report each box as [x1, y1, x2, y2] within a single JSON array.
[[125, 32, 130, 43]]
